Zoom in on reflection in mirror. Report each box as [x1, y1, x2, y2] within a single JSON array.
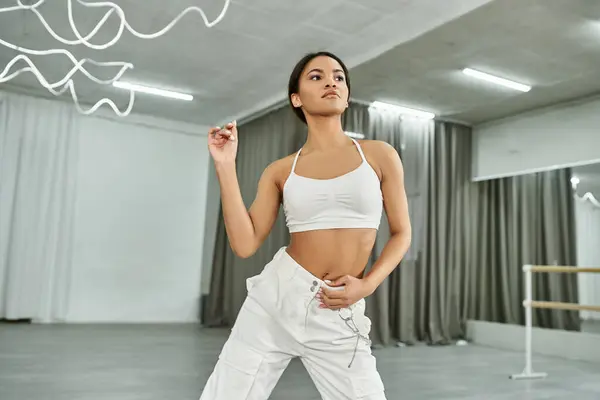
[[572, 162, 600, 334]]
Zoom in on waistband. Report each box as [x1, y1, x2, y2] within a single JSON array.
[[271, 246, 339, 292], [269, 247, 369, 368]]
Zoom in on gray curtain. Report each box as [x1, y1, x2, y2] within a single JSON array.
[[418, 121, 477, 345], [204, 102, 580, 344], [469, 169, 580, 331], [345, 104, 579, 344], [343, 104, 432, 345]]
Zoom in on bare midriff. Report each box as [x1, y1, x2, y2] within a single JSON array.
[[285, 228, 377, 281]]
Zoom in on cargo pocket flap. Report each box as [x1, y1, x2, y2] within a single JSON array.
[[218, 337, 265, 376]]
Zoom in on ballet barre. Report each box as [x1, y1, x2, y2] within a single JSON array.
[[510, 264, 600, 380]]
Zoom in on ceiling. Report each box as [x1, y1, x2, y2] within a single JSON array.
[[352, 0, 600, 124], [3, 0, 598, 127], [0, 0, 494, 126]]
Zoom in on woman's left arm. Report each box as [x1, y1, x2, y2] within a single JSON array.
[[362, 141, 412, 292], [320, 141, 412, 308]]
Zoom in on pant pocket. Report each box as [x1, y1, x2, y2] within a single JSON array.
[[215, 336, 266, 398], [246, 274, 262, 292], [246, 256, 279, 293]]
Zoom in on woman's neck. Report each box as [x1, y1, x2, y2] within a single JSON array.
[[304, 116, 349, 152]]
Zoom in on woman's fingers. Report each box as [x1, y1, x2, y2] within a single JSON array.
[[317, 292, 345, 308], [209, 129, 234, 141], [319, 299, 345, 309], [217, 129, 235, 141], [208, 122, 237, 146]]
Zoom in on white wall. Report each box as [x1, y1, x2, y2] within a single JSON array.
[[575, 198, 600, 321], [67, 113, 210, 323], [472, 96, 600, 181], [0, 91, 211, 323]]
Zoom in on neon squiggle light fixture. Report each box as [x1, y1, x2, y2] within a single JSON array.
[[571, 176, 600, 208], [576, 192, 600, 208], [0, 54, 134, 115], [15, 0, 231, 49], [0, 0, 230, 115]]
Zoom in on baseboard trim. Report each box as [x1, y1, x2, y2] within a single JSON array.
[[466, 320, 600, 363], [0, 318, 32, 324]]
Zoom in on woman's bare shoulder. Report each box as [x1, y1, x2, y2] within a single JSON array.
[[269, 152, 297, 172], [358, 139, 397, 156], [263, 152, 299, 187], [358, 140, 399, 162], [357, 140, 401, 179]]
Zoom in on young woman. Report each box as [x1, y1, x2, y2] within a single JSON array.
[[200, 51, 411, 400]]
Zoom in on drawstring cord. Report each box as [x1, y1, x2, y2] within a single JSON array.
[[339, 307, 371, 368], [304, 280, 370, 369]]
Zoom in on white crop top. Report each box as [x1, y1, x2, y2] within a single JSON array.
[[283, 139, 383, 233]]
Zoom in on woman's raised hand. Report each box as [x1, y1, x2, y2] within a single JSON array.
[[208, 121, 238, 164]]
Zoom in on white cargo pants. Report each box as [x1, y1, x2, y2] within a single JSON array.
[[199, 247, 386, 400]]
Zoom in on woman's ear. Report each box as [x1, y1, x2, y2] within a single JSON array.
[[290, 93, 302, 108]]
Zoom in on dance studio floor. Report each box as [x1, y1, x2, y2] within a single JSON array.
[[1, 324, 599, 400]]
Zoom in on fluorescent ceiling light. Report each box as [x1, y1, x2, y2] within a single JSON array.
[[112, 81, 193, 101], [462, 68, 531, 92], [370, 101, 435, 119], [345, 131, 365, 139]]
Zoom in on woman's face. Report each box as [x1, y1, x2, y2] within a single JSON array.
[[291, 56, 349, 121]]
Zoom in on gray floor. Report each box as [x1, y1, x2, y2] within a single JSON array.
[[582, 320, 600, 335], [1, 324, 599, 400]]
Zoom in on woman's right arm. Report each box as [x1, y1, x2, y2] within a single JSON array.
[[208, 122, 281, 258], [214, 161, 281, 258]]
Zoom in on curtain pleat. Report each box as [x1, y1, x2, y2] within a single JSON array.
[[0, 93, 79, 322]]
